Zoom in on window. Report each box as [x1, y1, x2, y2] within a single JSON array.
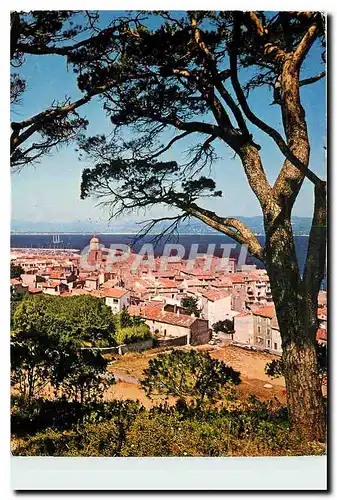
[[257, 316, 261, 324], [274, 343, 278, 350], [257, 326, 261, 334], [267, 339, 271, 348], [267, 318, 271, 326], [113, 298, 118, 304]]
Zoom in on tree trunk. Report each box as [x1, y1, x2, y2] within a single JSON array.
[[282, 340, 325, 441], [264, 215, 326, 442]]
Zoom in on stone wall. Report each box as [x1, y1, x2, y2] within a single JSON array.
[[119, 338, 154, 354], [155, 335, 188, 348], [79, 338, 154, 355]]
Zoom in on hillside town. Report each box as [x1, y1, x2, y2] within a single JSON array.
[[11, 236, 328, 355]]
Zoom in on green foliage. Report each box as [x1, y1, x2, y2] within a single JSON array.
[[13, 294, 116, 347], [10, 262, 24, 279], [12, 396, 326, 457], [11, 396, 142, 436], [114, 324, 151, 346], [180, 297, 201, 317], [120, 306, 133, 328], [141, 349, 241, 402], [58, 349, 115, 404], [212, 319, 234, 333], [13, 400, 144, 457], [11, 294, 116, 401], [120, 412, 229, 457], [113, 309, 150, 345]]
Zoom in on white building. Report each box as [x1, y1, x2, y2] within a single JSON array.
[[188, 288, 235, 327], [233, 312, 254, 345], [103, 288, 130, 313], [129, 306, 210, 346]]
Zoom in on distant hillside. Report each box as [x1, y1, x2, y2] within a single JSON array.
[[11, 216, 313, 235]]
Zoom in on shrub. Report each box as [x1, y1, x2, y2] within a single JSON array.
[[141, 349, 241, 402]]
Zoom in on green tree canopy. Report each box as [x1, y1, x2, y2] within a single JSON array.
[[141, 349, 241, 403], [181, 296, 201, 317], [11, 262, 24, 279], [212, 319, 234, 333], [13, 294, 116, 347]]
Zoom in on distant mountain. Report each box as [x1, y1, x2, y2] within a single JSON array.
[[11, 216, 313, 235]]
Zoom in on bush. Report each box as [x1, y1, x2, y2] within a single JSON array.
[[114, 324, 151, 345], [12, 399, 144, 456], [141, 349, 241, 402], [11, 396, 326, 457], [121, 412, 229, 457]]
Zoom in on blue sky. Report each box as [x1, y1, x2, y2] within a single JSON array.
[[11, 11, 326, 225]]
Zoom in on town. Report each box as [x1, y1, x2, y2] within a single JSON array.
[[11, 235, 327, 356]]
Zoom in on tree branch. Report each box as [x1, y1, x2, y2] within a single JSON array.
[[190, 15, 250, 140], [300, 71, 326, 87], [230, 16, 324, 190], [147, 131, 193, 160], [293, 18, 320, 69], [176, 200, 265, 262], [11, 93, 93, 155]]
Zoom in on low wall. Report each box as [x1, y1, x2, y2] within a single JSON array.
[[119, 338, 154, 354], [79, 338, 154, 355], [155, 335, 188, 348]]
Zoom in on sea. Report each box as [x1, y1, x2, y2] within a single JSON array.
[[10, 233, 327, 290]]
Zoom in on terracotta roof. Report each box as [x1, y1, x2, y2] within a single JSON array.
[[252, 305, 276, 319], [50, 271, 63, 279], [103, 288, 128, 299], [231, 275, 246, 284], [101, 279, 118, 289], [137, 308, 199, 328], [235, 311, 252, 318], [317, 307, 327, 320], [197, 289, 230, 302], [156, 279, 177, 288], [28, 287, 42, 294], [316, 328, 327, 342], [10, 278, 22, 286], [41, 281, 60, 288]]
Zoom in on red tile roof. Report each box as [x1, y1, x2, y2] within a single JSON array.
[[41, 281, 60, 288], [156, 279, 178, 288], [317, 307, 327, 320], [235, 311, 252, 318], [197, 289, 230, 302], [103, 288, 128, 299], [316, 328, 327, 342], [10, 278, 22, 286], [252, 305, 276, 319], [138, 309, 199, 328]]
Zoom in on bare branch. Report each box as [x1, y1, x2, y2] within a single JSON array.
[[300, 71, 326, 87], [293, 18, 320, 69], [176, 200, 265, 262], [190, 15, 250, 140], [147, 131, 193, 160], [230, 17, 324, 190]]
